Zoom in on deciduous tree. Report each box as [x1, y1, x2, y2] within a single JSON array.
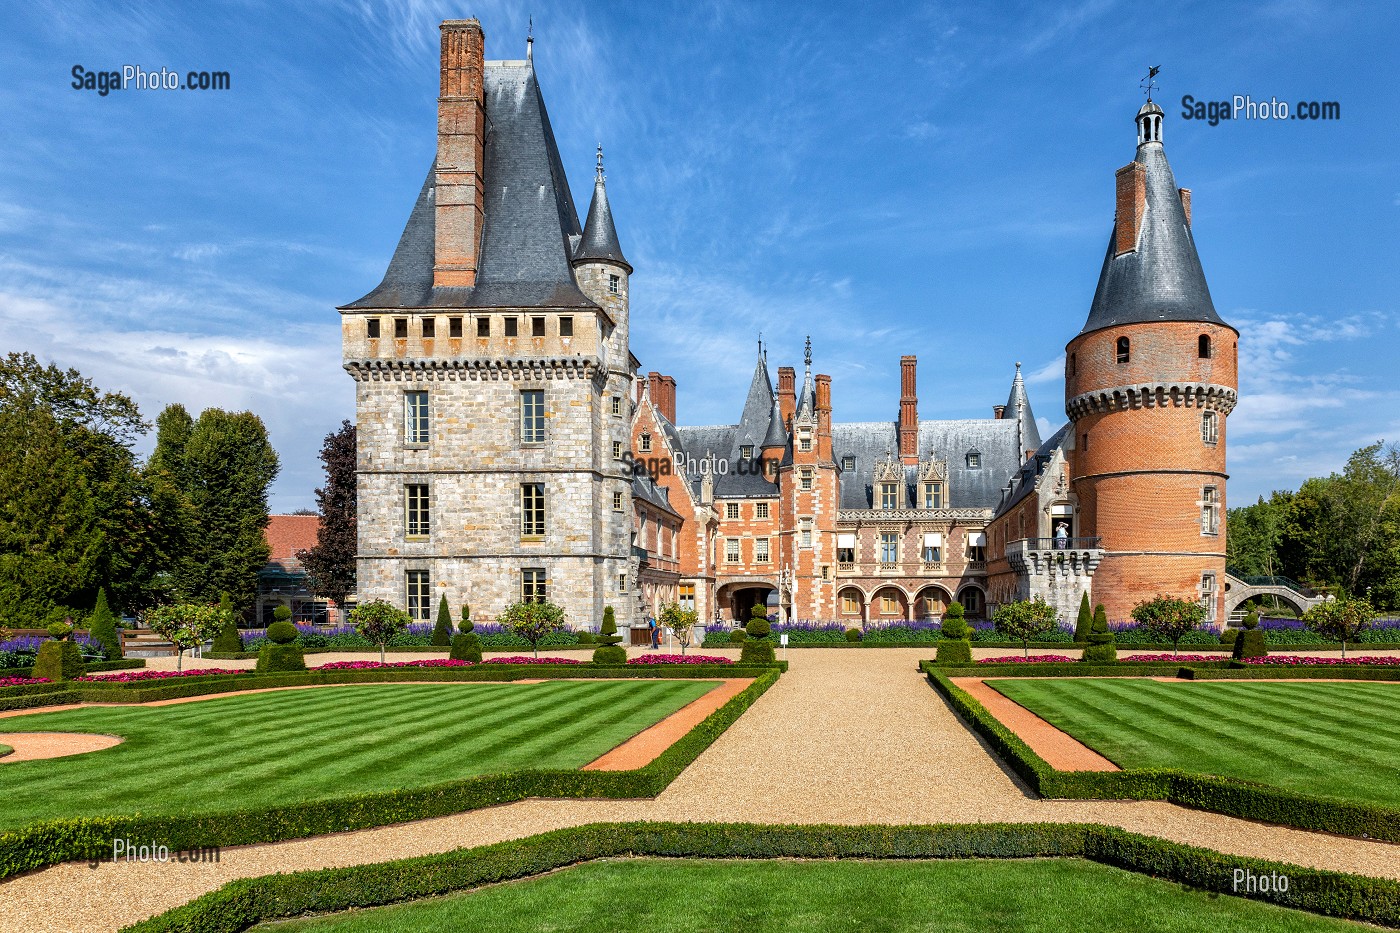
[[297, 421, 357, 617]]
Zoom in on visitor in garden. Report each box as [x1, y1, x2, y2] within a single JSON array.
[[648, 615, 660, 649]]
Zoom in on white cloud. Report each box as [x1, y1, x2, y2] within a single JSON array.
[[1024, 355, 1065, 385]]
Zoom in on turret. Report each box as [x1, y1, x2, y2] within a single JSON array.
[[1065, 93, 1239, 623]]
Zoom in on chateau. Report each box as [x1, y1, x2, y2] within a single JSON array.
[[339, 20, 1237, 629]]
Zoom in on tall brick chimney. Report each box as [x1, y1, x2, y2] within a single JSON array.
[[777, 366, 796, 430], [898, 355, 918, 464], [646, 372, 677, 424], [815, 374, 832, 461], [434, 20, 486, 288], [1114, 161, 1146, 255], [659, 375, 677, 424]]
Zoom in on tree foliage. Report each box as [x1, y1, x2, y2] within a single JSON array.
[[351, 600, 410, 664], [147, 603, 225, 671], [992, 597, 1059, 659], [498, 600, 567, 657], [432, 594, 453, 647], [658, 602, 698, 654], [88, 587, 122, 660], [1303, 596, 1375, 659], [1073, 592, 1093, 643], [296, 421, 357, 614], [1130, 595, 1208, 657]]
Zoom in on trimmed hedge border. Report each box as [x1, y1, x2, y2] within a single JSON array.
[[924, 667, 1400, 842], [4, 658, 146, 677], [121, 821, 1400, 932], [0, 669, 781, 881]]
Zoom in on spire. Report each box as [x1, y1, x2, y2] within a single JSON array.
[[1079, 98, 1228, 336], [574, 144, 631, 271], [796, 336, 815, 418], [526, 15, 534, 61], [1006, 361, 1041, 459], [762, 390, 787, 450]]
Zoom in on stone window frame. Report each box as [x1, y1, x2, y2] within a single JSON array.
[[678, 583, 696, 610], [1199, 571, 1218, 621], [404, 483, 430, 539], [449, 316, 463, 338], [366, 317, 381, 339], [476, 316, 491, 338], [608, 273, 620, 295], [611, 491, 624, 512], [521, 567, 548, 603], [405, 569, 431, 621], [724, 538, 741, 563], [1201, 409, 1219, 446], [559, 316, 573, 337], [394, 317, 409, 339], [879, 532, 899, 564], [403, 390, 429, 447], [612, 440, 624, 460], [531, 316, 546, 338], [610, 396, 622, 416], [520, 482, 546, 539], [923, 482, 944, 509], [880, 591, 900, 615], [504, 316, 519, 338], [755, 501, 770, 519], [754, 537, 771, 563], [421, 316, 436, 339], [799, 518, 813, 549], [520, 389, 546, 446], [1200, 485, 1220, 536], [798, 430, 813, 453], [725, 502, 740, 520], [880, 482, 899, 510], [640, 433, 652, 453], [841, 591, 860, 614], [617, 572, 627, 593], [799, 468, 814, 491]]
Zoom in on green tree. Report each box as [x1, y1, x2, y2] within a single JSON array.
[[1081, 605, 1117, 663], [992, 597, 1059, 659], [1073, 592, 1092, 643], [212, 592, 243, 653], [296, 421, 357, 618], [159, 408, 280, 608], [432, 594, 453, 647], [87, 587, 122, 661], [351, 600, 410, 664], [147, 603, 224, 671], [1130, 595, 1208, 658], [498, 600, 566, 657], [1226, 492, 1291, 579], [658, 602, 699, 655], [1303, 596, 1375, 659]]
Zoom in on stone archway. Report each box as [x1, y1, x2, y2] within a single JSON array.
[[837, 586, 868, 625], [914, 585, 952, 620], [715, 582, 776, 623], [956, 584, 987, 619], [871, 585, 911, 623]]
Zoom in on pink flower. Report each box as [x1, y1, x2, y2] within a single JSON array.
[[75, 669, 249, 682], [315, 659, 476, 671], [1121, 654, 1223, 662], [482, 656, 583, 665], [0, 676, 50, 687], [1240, 655, 1400, 666], [976, 655, 1077, 664], [627, 654, 733, 665]]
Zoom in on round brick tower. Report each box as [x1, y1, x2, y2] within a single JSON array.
[[1065, 99, 1239, 623]]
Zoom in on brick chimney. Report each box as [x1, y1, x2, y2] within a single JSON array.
[[1178, 187, 1192, 227], [434, 20, 487, 288], [1114, 161, 1146, 255], [646, 372, 677, 424], [898, 355, 918, 464], [993, 404, 1006, 419], [814, 374, 832, 460], [777, 366, 796, 429]]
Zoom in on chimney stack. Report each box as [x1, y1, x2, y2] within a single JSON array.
[[993, 404, 1006, 420], [815, 374, 832, 460], [777, 366, 796, 429], [1178, 187, 1192, 227], [1114, 161, 1146, 255], [898, 355, 918, 464], [434, 20, 487, 288], [660, 375, 677, 424], [646, 372, 677, 424]]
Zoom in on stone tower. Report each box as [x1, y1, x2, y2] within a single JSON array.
[[337, 20, 635, 628], [1064, 98, 1239, 622]]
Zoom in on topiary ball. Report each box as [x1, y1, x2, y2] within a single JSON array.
[[592, 644, 627, 665], [745, 617, 771, 640], [1243, 611, 1260, 630], [728, 629, 748, 645], [266, 621, 298, 645], [845, 627, 862, 642]]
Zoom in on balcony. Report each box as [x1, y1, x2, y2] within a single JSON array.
[[966, 560, 986, 573], [837, 561, 856, 575], [1005, 537, 1104, 577], [919, 561, 944, 574]]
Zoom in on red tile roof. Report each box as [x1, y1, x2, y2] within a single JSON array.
[[265, 514, 321, 566]]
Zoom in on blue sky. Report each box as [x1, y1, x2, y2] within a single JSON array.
[[2, 0, 1396, 511]]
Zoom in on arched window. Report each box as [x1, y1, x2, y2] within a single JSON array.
[[1116, 336, 1130, 363], [1198, 334, 1212, 359]]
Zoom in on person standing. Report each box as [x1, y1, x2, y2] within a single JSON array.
[[648, 615, 659, 649], [1054, 521, 1069, 549]]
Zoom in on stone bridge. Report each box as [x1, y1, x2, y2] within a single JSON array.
[[1224, 573, 1329, 621]]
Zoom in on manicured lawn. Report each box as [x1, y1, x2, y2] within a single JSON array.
[[0, 680, 717, 831], [989, 679, 1400, 807], [259, 857, 1367, 932]]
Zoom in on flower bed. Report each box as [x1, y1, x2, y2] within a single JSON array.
[[976, 655, 1077, 664], [74, 669, 250, 682], [627, 654, 732, 665], [1121, 654, 1223, 663], [0, 676, 49, 687], [1240, 655, 1400, 667], [314, 659, 477, 671], [481, 656, 583, 665]]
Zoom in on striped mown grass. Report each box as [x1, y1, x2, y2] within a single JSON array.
[[989, 679, 1400, 809], [0, 680, 717, 831]]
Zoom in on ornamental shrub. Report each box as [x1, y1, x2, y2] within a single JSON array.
[[266, 621, 298, 645], [592, 644, 628, 665], [935, 638, 972, 663], [845, 627, 862, 642], [449, 631, 483, 663], [1220, 629, 1238, 645], [350, 600, 411, 664], [499, 600, 567, 657], [740, 639, 775, 664], [577, 632, 595, 644], [1232, 613, 1268, 660], [1130, 594, 1208, 658], [256, 643, 306, 673], [729, 628, 747, 645], [941, 608, 969, 640], [936, 602, 972, 662], [659, 602, 699, 655], [458, 603, 473, 634], [597, 606, 622, 646], [745, 604, 771, 640], [32, 640, 84, 682], [147, 603, 225, 671], [992, 597, 1059, 659], [88, 588, 123, 660], [432, 595, 453, 647], [1074, 592, 1092, 643], [273, 605, 292, 625], [1303, 596, 1375, 659], [1081, 604, 1117, 663], [211, 593, 243, 654]]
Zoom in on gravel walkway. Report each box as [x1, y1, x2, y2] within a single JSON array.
[[0, 732, 123, 764], [2, 649, 1398, 933]]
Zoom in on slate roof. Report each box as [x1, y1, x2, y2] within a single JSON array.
[[993, 422, 1073, 517], [631, 473, 678, 518], [341, 61, 596, 311], [1079, 137, 1229, 335], [1005, 364, 1042, 455], [830, 420, 1023, 511], [575, 168, 630, 270]]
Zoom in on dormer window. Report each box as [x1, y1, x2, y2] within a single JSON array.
[[1116, 336, 1130, 363], [842, 456, 855, 471], [966, 450, 981, 469], [880, 482, 899, 510], [740, 445, 753, 460], [640, 433, 652, 453], [1198, 334, 1212, 359], [923, 482, 943, 509]]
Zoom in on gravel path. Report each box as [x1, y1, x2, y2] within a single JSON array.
[[0, 732, 123, 764], [2, 649, 1397, 933]]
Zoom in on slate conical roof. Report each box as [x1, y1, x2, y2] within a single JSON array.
[[1005, 362, 1041, 458], [341, 60, 595, 310], [734, 345, 775, 451], [574, 148, 631, 271], [1079, 114, 1231, 335]]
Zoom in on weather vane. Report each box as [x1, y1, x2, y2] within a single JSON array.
[[526, 15, 534, 59], [1140, 65, 1160, 101]]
